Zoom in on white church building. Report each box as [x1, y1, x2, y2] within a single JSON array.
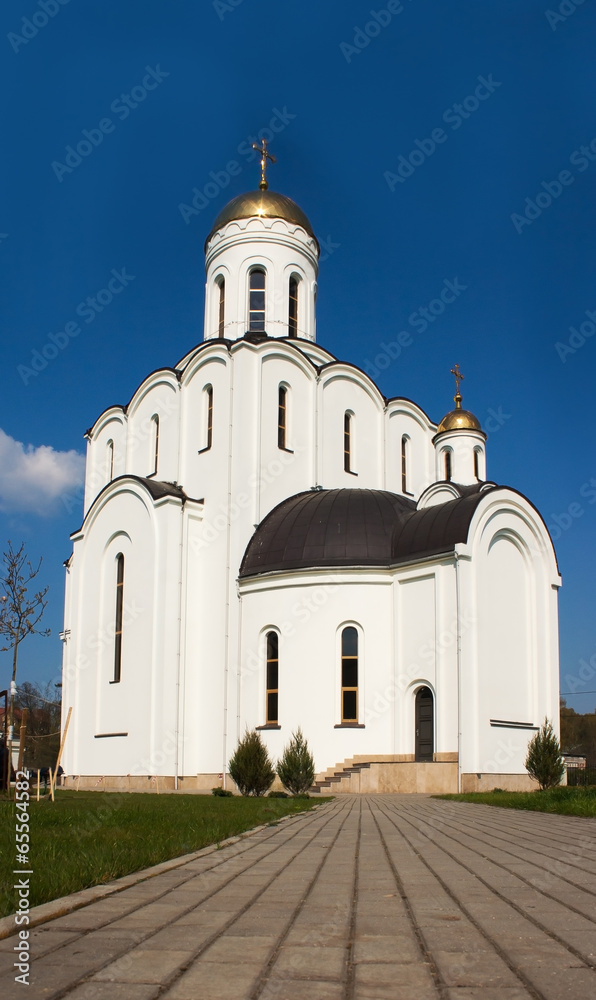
[[61, 151, 561, 793]]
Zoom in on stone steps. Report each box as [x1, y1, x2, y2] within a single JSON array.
[[310, 760, 371, 793]]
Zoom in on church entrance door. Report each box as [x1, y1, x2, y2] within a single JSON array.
[[415, 686, 434, 761]]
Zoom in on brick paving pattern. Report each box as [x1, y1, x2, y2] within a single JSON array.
[[1, 795, 595, 999]]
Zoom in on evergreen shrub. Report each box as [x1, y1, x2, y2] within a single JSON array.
[[228, 729, 275, 796], [277, 728, 316, 795], [525, 718, 565, 790]]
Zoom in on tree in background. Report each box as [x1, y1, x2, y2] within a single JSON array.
[[277, 728, 315, 795], [15, 681, 61, 770], [560, 698, 596, 785], [0, 542, 50, 760], [228, 730, 275, 796], [525, 718, 565, 790]]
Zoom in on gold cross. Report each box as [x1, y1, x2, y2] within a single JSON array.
[[252, 138, 276, 190], [450, 363, 465, 398]]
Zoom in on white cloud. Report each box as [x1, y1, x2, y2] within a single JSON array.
[[0, 429, 85, 516]]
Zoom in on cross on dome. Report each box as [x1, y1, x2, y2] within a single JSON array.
[[450, 363, 465, 408], [252, 138, 276, 190]]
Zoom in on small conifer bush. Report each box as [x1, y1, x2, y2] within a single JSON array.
[[228, 729, 275, 796], [525, 718, 565, 790], [277, 728, 316, 795]]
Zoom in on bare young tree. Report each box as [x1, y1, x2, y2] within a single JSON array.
[[0, 542, 50, 763]]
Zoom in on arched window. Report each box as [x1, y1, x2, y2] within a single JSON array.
[[288, 275, 299, 337], [206, 386, 213, 450], [473, 448, 480, 480], [217, 277, 225, 338], [113, 554, 124, 683], [198, 386, 213, 453], [151, 415, 159, 476], [344, 412, 355, 474], [266, 631, 279, 725], [341, 627, 358, 723], [401, 435, 408, 493], [415, 686, 434, 761], [106, 440, 114, 482], [249, 269, 266, 332], [444, 449, 452, 482], [278, 385, 287, 450]]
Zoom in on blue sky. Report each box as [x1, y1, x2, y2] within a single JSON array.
[[1, 0, 595, 713]]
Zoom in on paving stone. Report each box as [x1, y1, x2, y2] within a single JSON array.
[[271, 944, 346, 980], [260, 980, 344, 999], [105, 902, 194, 929], [64, 985, 162, 1000], [173, 907, 237, 928], [231, 914, 291, 938], [203, 934, 276, 963], [354, 959, 435, 989], [161, 960, 262, 999], [38, 933, 140, 968], [0, 927, 79, 956], [444, 988, 533, 998], [352, 934, 421, 964], [92, 948, 192, 984], [431, 949, 520, 987]]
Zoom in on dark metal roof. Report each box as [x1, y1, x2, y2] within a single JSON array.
[[239, 486, 494, 578], [139, 477, 187, 502]]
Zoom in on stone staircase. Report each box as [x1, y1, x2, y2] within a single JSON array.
[[310, 758, 372, 794]]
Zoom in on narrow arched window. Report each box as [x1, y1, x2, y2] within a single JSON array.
[[106, 440, 114, 482], [444, 449, 452, 482], [151, 415, 159, 476], [266, 631, 279, 725], [199, 386, 213, 453], [344, 412, 353, 473], [288, 275, 299, 337], [401, 435, 408, 493], [113, 554, 124, 683], [278, 386, 287, 450], [217, 278, 225, 337], [415, 686, 434, 761], [249, 269, 266, 332], [206, 385, 213, 450], [341, 627, 358, 723], [473, 448, 480, 480]]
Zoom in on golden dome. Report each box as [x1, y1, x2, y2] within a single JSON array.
[[436, 394, 482, 435], [205, 190, 317, 250]]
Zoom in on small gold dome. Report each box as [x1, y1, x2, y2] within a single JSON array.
[[436, 394, 482, 434], [205, 190, 317, 249]]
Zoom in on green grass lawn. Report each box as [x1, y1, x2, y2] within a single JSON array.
[[0, 791, 326, 918], [437, 785, 596, 817]]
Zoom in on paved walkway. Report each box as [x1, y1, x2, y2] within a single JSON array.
[[1, 795, 596, 999]]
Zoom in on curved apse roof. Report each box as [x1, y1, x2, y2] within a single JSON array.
[[239, 486, 493, 578]]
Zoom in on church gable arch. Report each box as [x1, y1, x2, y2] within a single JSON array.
[[321, 374, 383, 484], [126, 371, 179, 420]]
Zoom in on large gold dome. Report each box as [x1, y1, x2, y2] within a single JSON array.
[[205, 190, 317, 249]]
